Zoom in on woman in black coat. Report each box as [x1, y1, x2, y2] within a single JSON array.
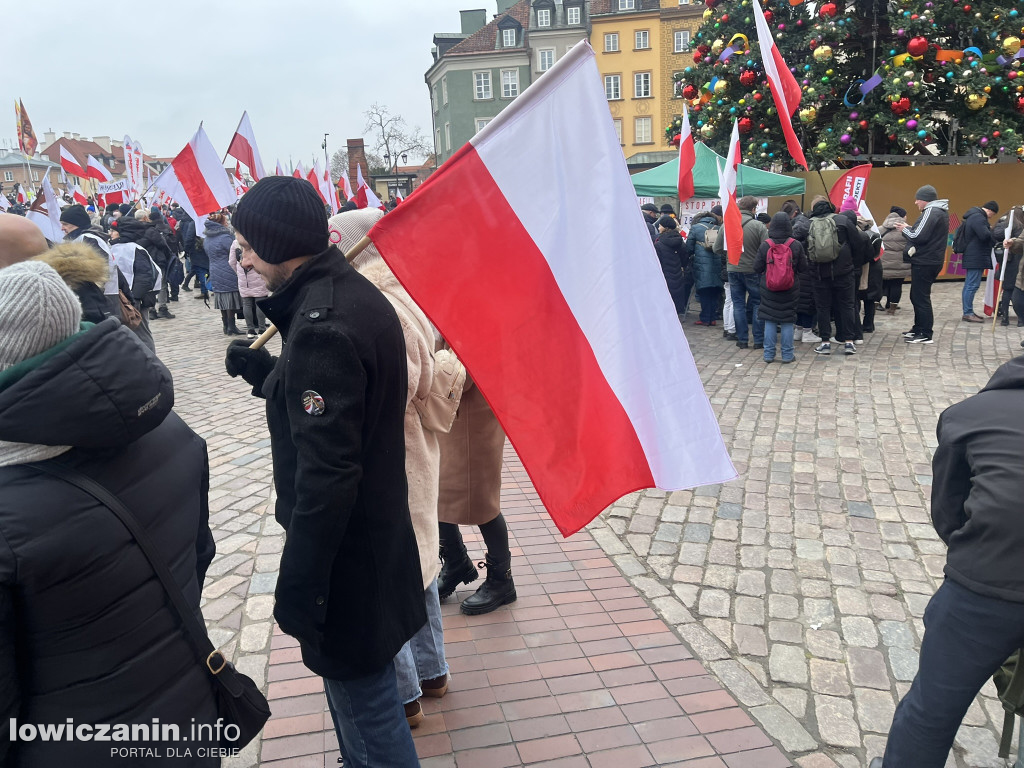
[[0, 278, 220, 767], [754, 213, 808, 363], [654, 216, 690, 317]]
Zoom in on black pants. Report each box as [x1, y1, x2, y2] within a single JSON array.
[[883, 278, 904, 307], [1000, 252, 1021, 317], [909, 263, 942, 338], [884, 579, 1024, 767], [858, 294, 876, 332], [812, 271, 856, 342], [1012, 288, 1024, 323], [439, 516, 510, 563]]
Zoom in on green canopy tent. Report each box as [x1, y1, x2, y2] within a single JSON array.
[[630, 143, 805, 199]]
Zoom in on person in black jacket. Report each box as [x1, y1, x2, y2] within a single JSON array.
[[782, 200, 816, 342], [0, 262, 218, 766], [640, 203, 659, 245], [654, 216, 690, 319], [223, 177, 424, 768], [959, 202, 998, 322], [875, 356, 1024, 768], [753, 213, 807, 363], [807, 196, 867, 356], [896, 185, 950, 343], [133, 210, 176, 320]]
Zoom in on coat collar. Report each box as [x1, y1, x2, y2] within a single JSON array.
[[259, 246, 345, 338]]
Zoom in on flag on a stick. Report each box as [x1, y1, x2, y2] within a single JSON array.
[[85, 155, 113, 183], [276, 160, 285, 177], [986, 209, 1016, 316], [366, 40, 735, 536], [718, 120, 743, 267], [59, 145, 87, 178], [152, 125, 236, 231], [677, 103, 695, 202], [354, 164, 382, 210], [72, 185, 88, 206], [27, 175, 62, 241], [226, 111, 266, 181], [752, 0, 808, 170], [15, 100, 37, 156]]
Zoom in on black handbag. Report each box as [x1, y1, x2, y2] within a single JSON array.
[[29, 461, 271, 749]]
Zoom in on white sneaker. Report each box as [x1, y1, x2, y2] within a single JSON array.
[[793, 327, 803, 342], [802, 329, 822, 343], [854, 339, 864, 346]]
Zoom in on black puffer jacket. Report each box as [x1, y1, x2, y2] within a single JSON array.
[[932, 356, 1024, 602], [961, 207, 996, 270], [654, 228, 690, 314], [790, 213, 815, 315], [753, 213, 808, 324], [806, 200, 868, 280], [0, 319, 218, 766]]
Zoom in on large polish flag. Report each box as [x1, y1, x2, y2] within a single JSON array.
[[59, 145, 87, 178], [85, 155, 113, 182], [152, 125, 236, 232], [354, 164, 382, 210], [307, 162, 328, 205], [718, 120, 744, 267], [226, 111, 266, 181], [677, 103, 696, 202], [368, 41, 735, 536], [753, 0, 808, 170]]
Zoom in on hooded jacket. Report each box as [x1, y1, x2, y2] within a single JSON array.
[[0, 320, 218, 766], [686, 212, 724, 292], [901, 199, 949, 266], [714, 210, 768, 274], [931, 356, 1024, 602], [654, 228, 689, 314], [204, 220, 238, 294], [961, 206, 997, 271], [176, 209, 197, 258], [879, 212, 911, 280], [228, 239, 269, 298], [806, 199, 867, 280], [34, 243, 114, 324], [752, 214, 808, 324]]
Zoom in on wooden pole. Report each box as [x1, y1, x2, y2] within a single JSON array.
[[248, 235, 373, 350]]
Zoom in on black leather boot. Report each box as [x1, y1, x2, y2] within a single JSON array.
[[438, 543, 478, 601], [460, 555, 516, 616]]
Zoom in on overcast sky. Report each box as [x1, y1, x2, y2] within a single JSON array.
[[4, 0, 487, 168]]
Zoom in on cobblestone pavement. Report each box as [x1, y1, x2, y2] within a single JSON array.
[[153, 280, 1022, 767]]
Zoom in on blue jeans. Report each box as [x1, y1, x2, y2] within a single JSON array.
[[962, 268, 983, 315], [697, 287, 719, 324], [762, 321, 794, 362], [324, 661, 420, 768], [394, 579, 449, 704], [729, 272, 763, 344], [884, 580, 1024, 767]]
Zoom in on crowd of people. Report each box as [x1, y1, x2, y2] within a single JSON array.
[[645, 188, 1024, 362]]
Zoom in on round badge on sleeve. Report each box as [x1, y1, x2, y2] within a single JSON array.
[[302, 390, 325, 416]]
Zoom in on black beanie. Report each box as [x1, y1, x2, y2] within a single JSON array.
[[890, 205, 907, 217], [233, 177, 329, 264], [656, 216, 677, 230], [118, 203, 132, 216], [59, 204, 91, 230], [983, 201, 999, 214]]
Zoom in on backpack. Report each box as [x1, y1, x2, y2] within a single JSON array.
[[952, 220, 969, 255], [704, 226, 720, 251], [765, 238, 795, 291], [993, 649, 1024, 759], [807, 215, 841, 263]]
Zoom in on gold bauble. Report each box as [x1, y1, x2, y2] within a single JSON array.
[[703, 8, 714, 20], [714, 79, 729, 95], [1004, 36, 1022, 55], [799, 106, 818, 123], [711, 38, 726, 55], [966, 92, 988, 110], [700, 124, 715, 137], [813, 45, 833, 62]]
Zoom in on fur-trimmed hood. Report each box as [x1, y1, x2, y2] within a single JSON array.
[[34, 243, 110, 290]]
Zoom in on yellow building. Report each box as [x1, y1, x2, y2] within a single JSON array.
[[658, 0, 704, 146]]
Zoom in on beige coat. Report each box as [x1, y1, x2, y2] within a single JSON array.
[[437, 382, 505, 527]]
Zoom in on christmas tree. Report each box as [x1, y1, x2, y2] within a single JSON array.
[[668, 0, 1024, 167]]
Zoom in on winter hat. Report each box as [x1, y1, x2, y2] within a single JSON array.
[[105, 203, 119, 213], [840, 197, 859, 212], [640, 203, 659, 213], [59, 204, 91, 231], [233, 177, 329, 265], [656, 216, 677, 230], [915, 185, 938, 202], [118, 203, 132, 216], [982, 201, 999, 214], [0, 261, 82, 372], [659, 204, 675, 215], [890, 205, 907, 217], [328, 208, 386, 270], [710, 204, 723, 217]]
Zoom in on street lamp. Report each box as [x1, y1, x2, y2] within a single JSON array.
[[321, 134, 329, 173]]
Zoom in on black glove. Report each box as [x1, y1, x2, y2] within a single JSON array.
[[225, 340, 275, 395]]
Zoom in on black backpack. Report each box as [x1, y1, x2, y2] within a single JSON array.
[[952, 220, 969, 255]]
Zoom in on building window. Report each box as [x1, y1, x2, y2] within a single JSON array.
[[501, 69, 520, 98], [618, 0, 635, 9], [604, 33, 619, 52], [635, 117, 653, 144], [435, 128, 441, 154], [431, 85, 437, 112], [474, 71, 492, 99], [3, 171, 12, 182], [634, 72, 651, 98], [445, 123, 451, 151], [539, 48, 555, 71], [613, 119, 623, 145], [537, 8, 551, 26], [679, 0, 691, 4], [605, 74, 622, 100], [32, 171, 39, 181], [567, 5, 581, 24], [475, 118, 491, 133], [502, 28, 517, 47], [442, 76, 448, 105], [674, 30, 691, 52], [635, 30, 649, 50]]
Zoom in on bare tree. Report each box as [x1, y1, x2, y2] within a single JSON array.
[[363, 103, 429, 174], [330, 150, 348, 182]]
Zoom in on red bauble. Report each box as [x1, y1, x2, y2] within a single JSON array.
[[907, 36, 928, 56], [1016, 97, 1024, 114], [694, 52, 703, 63], [890, 97, 911, 115], [738, 117, 753, 133], [764, 10, 773, 21], [671, 133, 682, 146], [682, 84, 699, 99], [753, 92, 764, 101], [963, 4, 971, 11], [858, 120, 869, 129], [721, 13, 730, 21], [819, 2, 838, 17], [740, 70, 757, 87], [809, 39, 818, 49]]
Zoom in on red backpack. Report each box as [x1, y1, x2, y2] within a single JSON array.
[[765, 238, 795, 291]]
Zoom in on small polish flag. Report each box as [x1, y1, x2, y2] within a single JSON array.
[[307, 162, 328, 205], [276, 160, 285, 177], [718, 120, 743, 267], [225, 111, 266, 181], [323, 165, 340, 211], [338, 172, 354, 201], [59, 145, 87, 178], [152, 125, 236, 233], [677, 103, 695, 202], [0, 193, 9, 211], [354, 164, 381, 210], [367, 40, 735, 535], [85, 155, 113, 183], [752, 0, 808, 170], [293, 162, 305, 179], [72, 185, 89, 206], [15, 185, 27, 204], [395, 191, 404, 204], [985, 210, 1015, 316]]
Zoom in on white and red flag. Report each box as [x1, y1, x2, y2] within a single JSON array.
[[753, 0, 808, 170], [306, 163, 327, 204], [72, 185, 88, 206], [27, 175, 62, 242], [276, 160, 285, 177], [225, 111, 266, 181], [354, 164, 382, 210], [338, 171, 354, 202], [15, 185, 28, 205], [85, 155, 113, 183], [366, 41, 735, 536], [59, 145, 87, 178], [829, 164, 871, 207], [986, 209, 1016, 316], [718, 120, 743, 267], [233, 163, 249, 194], [152, 125, 235, 231], [293, 162, 305, 180], [0, 193, 8, 211], [677, 103, 696, 201]]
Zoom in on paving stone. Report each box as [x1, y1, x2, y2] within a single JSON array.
[[840, 616, 879, 648], [773, 688, 808, 719], [888, 647, 920, 682], [809, 659, 851, 697], [697, 589, 731, 618], [768, 594, 799, 620], [683, 523, 712, 543], [750, 704, 817, 753], [734, 625, 768, 657], [710, 660, 772, 707], [813, 695, 861, 748], [854, 688, 896, 734], [735, 596, 766, 626], [736, 570, 766, 597], [847, 502, 875, 519], [846, 648, 891, 690], [878, 620, 916, 649], [769, 644, 808, 685], [805, 630, 843, 661]]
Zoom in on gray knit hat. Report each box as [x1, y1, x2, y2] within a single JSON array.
[[915, 185, 938, 202], [0, 261, 82, 372]]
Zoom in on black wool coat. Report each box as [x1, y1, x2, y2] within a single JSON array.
[[654, 229, 690, 314], [753, 235, 808, 324], [256, 246, 426, 680], [0, 320, 218, 766], [961, 207, 997, 270]]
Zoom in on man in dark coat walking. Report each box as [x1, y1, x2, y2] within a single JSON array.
[[959, 201, 998, 322], [224, 177, 424, 768]]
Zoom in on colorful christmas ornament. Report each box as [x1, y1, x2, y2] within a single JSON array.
[[813, 45, 833, 62]]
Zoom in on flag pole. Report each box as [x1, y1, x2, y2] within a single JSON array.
[[248, 236, 373, 350]]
